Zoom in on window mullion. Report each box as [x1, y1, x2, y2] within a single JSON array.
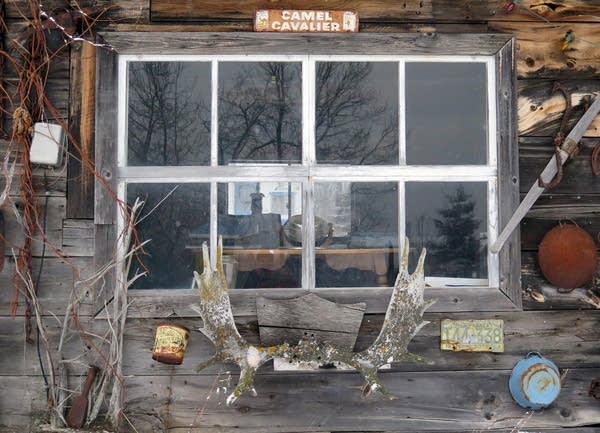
[[302, 56, 316, 290], [210, 60, 219, 264], [486, 57, 499, 288], [303, 181, 315, 290], [118, 57, 128, 168], [488, 178, 500, 287], [302, 57, 314, 165], [398, 180, 405, 264], [210, 182, 218, 265], [487, 57, 497, 168], [399, 59, 406, 166], [211, 59, 219, 167]]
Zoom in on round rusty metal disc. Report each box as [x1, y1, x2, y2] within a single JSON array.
[[538, 224, 598, 289]]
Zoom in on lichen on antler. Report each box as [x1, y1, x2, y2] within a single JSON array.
[[194, 237, 434, 404], [193, 239, 285, 404]]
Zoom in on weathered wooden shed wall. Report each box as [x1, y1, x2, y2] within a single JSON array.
[[1, 0, 600, 432]]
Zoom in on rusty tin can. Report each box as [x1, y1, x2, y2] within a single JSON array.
[[509, 352, 561, 411], [152, 323, 190, 365]]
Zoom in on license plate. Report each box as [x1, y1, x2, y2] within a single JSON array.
[[440, 319, 504, 352]]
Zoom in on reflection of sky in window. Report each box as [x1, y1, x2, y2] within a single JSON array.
[[405, 63, 487, 165]]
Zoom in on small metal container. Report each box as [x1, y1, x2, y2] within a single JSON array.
[[509, 352, 561, 411], [152, 323, 190, 365]]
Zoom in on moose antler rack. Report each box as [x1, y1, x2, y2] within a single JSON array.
[[193, 237, 435, 405]]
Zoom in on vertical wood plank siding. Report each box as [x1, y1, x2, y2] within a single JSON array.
[[496, 38, 522, 308], [67, 41, 96, 219], [93, 38, 119, 315]]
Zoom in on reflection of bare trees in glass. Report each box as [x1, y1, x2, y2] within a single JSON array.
[[432, 186, 481, 278], [218, 61, 398, 165], [128, 62, 210, 165], [316, 62, 398, 165], [219, 62, 302, 164]]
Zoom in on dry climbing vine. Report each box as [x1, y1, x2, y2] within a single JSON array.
[[1, 1, 135, 429]]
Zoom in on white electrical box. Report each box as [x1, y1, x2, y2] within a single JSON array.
[[30, 122, 65, 166]]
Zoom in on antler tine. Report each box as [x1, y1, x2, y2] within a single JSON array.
[[414, 247, 427, 277], [401, 237, 410, 273], [202, 241, 211, 273], [215, 235, 224, 275]]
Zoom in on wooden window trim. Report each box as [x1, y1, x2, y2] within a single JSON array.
[[94, 32, 520, 317]]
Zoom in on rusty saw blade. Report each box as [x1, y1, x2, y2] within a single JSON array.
[[491, 95, 600, 254]]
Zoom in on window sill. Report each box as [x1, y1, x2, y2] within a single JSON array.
[[122, 286, 519, 319]]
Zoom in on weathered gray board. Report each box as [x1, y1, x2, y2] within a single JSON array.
[[3, 310, 599, 378], [0, 257, 94, 315], [2, 370, 599, 432], [125, 286, 519, 319], [257, 293, 365, 348], [120, 369, 599, 432], [117, 310, 600, 376]]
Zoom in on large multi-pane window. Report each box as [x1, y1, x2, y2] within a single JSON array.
[[119, 54, 500, 291]]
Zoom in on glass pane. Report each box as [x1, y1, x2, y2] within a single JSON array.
[[405, 182, 488, 279], [314, 182, 399, 287], [405, 63, 487, 165], [127, 62, 211, 166], [218, 62, 302, 164], [218, 182, 302, 288], [127, 183, 210, 289], [316, 62, 399, 165]]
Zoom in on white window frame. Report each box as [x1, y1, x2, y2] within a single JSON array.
[[95, 33, 521, 314], [117, 54, 498, 289]]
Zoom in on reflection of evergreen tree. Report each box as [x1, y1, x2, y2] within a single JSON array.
[[432, 186, 480, 278]]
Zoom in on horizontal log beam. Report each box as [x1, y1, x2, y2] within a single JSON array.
[[125, 285, 519, 319], [149, 0, 600, 23], [122, 369, 600, 431], [519, 138, 600, 194], [521, 194, 600, 251], [5, 0, 148, 24], [6, 309, 599, 375], [113, 310, 600, 376], [4, 369, 600, 431], [518, 80, 600, 137], [489, 22, 600, 79], [0, 256, 94, 315], [521, 251, 599, 310]]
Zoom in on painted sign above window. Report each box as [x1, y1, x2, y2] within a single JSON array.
[[254, 10, 358, 33]]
